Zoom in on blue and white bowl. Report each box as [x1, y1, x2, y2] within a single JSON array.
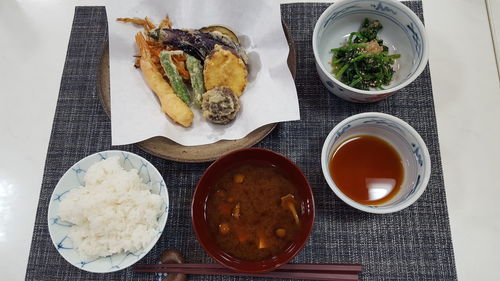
[[313, 0, 428, 102], [47, 150, 169, 273], [321, 113, 431, 213]]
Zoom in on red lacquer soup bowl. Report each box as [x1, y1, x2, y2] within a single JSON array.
[[191, 148, 315, 273]]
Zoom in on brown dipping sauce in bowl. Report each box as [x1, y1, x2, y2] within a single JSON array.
[[192, 148, 315, 273], [329, 135, 404, 205]]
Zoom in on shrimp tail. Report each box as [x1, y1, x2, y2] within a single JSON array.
[[135, 32, 151, 59]]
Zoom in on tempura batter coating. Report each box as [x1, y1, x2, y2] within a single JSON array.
[[203, 45, 247, 97], [135, 32, 194, 127], [202, 86, 240, 124]]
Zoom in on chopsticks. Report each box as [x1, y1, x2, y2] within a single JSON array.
[[134, 263, 362, 281]]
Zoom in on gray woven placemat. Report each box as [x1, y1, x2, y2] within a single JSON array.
[[25, 2, 457, 281]]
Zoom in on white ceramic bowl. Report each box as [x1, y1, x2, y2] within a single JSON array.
[[47, 150, 169, 273], [313, 0, 428, 102], [321, 112, 431, 213]]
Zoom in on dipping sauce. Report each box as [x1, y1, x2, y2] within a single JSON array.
[[205, 161, 301, 262], [329, 135, 404, 205]]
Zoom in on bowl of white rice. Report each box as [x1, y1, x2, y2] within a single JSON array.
[[47, 150, 169, 273]]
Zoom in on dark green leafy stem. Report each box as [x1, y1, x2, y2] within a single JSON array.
[[331, 18, 400, 90]]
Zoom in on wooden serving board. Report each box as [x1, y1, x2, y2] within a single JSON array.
[[98, 22, 296, 162]]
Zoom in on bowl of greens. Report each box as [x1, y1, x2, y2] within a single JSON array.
[[313, 0, 428, 103]]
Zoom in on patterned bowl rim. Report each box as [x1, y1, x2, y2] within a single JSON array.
[[46, 150, 169, 273], [320, 112, 431, 214], [312, 0, 429, 95]]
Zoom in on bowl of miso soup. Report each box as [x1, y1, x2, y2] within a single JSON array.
[[321, 112, 431, 214], [192, 148, 315, 273]]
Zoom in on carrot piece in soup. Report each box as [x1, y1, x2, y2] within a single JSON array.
[[275, 228, 286, 238], [233, 174, 245, 183], [219, 223, 230, 235]]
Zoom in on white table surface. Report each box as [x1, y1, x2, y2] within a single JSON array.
[[1, 0, 499, 280]]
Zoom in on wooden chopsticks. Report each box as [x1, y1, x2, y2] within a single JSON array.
[[133, 263, 362, 281]]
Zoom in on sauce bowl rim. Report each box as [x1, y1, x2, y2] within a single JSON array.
[[321, 112, 431, 214]]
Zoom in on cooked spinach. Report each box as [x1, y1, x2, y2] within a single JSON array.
[[331, 18, 400, 90]]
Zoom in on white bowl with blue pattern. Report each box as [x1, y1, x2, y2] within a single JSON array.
[[313, 0, 428, 102], [321, 112, 431, 213], [47, 150, 169, 273]]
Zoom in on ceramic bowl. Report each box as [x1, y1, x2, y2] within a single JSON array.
[[312, 0, 428, 102], [47, 150, 169, 273], [321, 112, 431, 213], [191, 148, 315, 273]]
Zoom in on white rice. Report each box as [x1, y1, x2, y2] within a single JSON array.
[[58, 156, 163, 260]]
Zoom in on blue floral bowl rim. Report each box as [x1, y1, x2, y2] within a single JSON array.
[[46, 150, 169, 273], [320, 112, 432, 214]]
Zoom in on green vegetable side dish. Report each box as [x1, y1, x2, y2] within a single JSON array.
[[159, 50, 191, 105], [331, 18, 401, 90], [186, 54, 205, 108]]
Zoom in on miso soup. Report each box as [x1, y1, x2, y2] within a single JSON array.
[[205, 161, 301, 261]]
